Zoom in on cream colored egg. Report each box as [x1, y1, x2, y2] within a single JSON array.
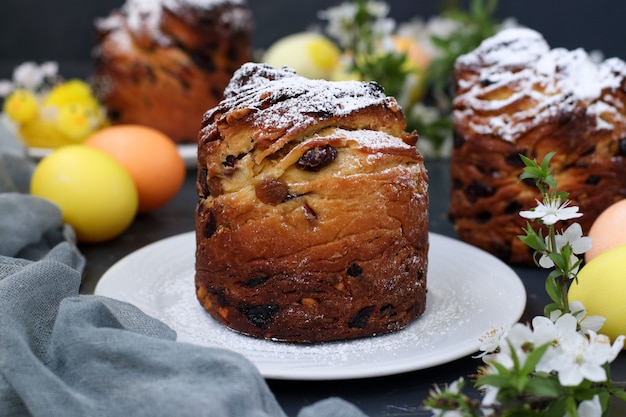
[[586, 199, 626, 262]]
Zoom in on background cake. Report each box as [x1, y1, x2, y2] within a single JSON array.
[[195, 63, 429, 343], [91, 0, 253, 143], [450, 27, 626, 265]]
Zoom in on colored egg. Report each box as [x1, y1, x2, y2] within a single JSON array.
[[262, 32, 340, 80], [85, 125, 186, 213], [586, 199, 626, 262], [30, 145, 138, 243], [569, 244, 626, 345]]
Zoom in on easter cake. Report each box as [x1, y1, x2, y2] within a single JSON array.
[[92, 0, 253, 143], [449, 27, 626, 265], [195, 63, 429, 343]]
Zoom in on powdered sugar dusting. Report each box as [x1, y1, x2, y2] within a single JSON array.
[[209, 63, 399, 137], [454, 27, 626, 142], [96, 0, 250, 48], [328, 128, 414, 151]]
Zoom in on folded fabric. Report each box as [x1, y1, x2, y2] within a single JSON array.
[[0, 123, 34, 193], [0, 136, 368, 417]]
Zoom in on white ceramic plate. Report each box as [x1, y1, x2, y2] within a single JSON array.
[[27, 144, 198, 168], [95, 232, 526, 380]]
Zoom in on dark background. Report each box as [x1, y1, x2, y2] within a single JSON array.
[[0, 0, 624, 80]]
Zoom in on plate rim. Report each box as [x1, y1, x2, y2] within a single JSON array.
[[27, 144, 198, 169], [95, 231, 526, 380]]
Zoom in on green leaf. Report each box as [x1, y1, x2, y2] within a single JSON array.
[[612, 389, 626, 402], [564, 395, 578, 417], [518, 222, 546, 251], [544, 302, 561, 317], [540, 151, 556, 173], [524, 375, 561, 398], [545, 276, 562, 305], [520, 342, 550, 376], [548, 252, 568, 274], [542, 396, 568, 417], [476, 373, 514, 389]]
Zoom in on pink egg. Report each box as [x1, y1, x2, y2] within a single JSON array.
[[586, 199, 626, 262]]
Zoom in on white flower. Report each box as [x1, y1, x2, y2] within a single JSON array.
[[318, 3, 358, 47], [520, 198, 582, 225], [426, 378, 465, 417], [530, 314, 580, 372], [548, 330, 624, 386], [551, 301, 606, 335], [489, 321, 556, 370], [39, 61, 58, 78], [474, 325, 509, 362], [0, 80, 14, 97], [364, 1, 389, 19], [569, 395, 603, 417], [13, 61, 46, 91], [538, 223, 591, 276], [372, 18, 396, 51], [480, 383, 499, 408], [4, 61, 58, 93], [562, 223, 593, 254]]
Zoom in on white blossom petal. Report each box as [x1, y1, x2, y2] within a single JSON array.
[[580, 362, 608, 382], [538, 253, 554, 268], [556, 302, 606, 335], [562, 223, 592, 254], [520, 199, 583, 225], [573, 395, 602, 417]]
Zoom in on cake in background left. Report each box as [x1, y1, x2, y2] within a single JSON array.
[[91, 0, 254, 144]]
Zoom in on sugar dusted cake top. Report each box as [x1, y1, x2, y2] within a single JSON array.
[[453, 27, 626, 142], [96, 0, 251, 49], [200, 63, 412, 161]]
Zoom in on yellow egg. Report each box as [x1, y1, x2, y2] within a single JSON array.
[[586, 199, 626, 262], [262, 32, 340, 79], [568, 244, 626, 344], [85, 125, 186, 213], [30, 145, 138, 243]]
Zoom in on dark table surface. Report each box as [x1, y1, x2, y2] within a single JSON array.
[[78, 158, 626, 417]]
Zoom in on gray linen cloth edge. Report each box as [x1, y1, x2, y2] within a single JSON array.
[[0, 125, 368, 417]]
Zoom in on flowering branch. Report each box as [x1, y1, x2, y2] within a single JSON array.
[[319, 0, 410, 98], [423, 153, 625, 417], [319, 0, 502, 158]]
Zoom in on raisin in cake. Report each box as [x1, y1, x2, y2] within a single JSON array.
[[195, 63, 429, 343], [92, 0, 253, 143], [450, 28, 626, 265]]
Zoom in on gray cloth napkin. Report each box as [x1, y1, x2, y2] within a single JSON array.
[[0, 129, 368, 417]]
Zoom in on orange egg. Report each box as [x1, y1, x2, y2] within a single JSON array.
[[586, 199, 626, 262], [85, 125, 186, 213]]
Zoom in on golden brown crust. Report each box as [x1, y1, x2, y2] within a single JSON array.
[[92, 0, 253, 143], [450, 28, 626, 264], [195, 63, 429, 342]]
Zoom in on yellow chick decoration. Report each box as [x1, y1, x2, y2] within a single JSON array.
[[0, 62, 108, 149], [3, 89, 39, 123], [55, 104, 101, 141], [43, 79, 108, 144]]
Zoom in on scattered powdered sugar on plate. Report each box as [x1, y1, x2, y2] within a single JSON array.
[[96, 232, 525, 380]]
